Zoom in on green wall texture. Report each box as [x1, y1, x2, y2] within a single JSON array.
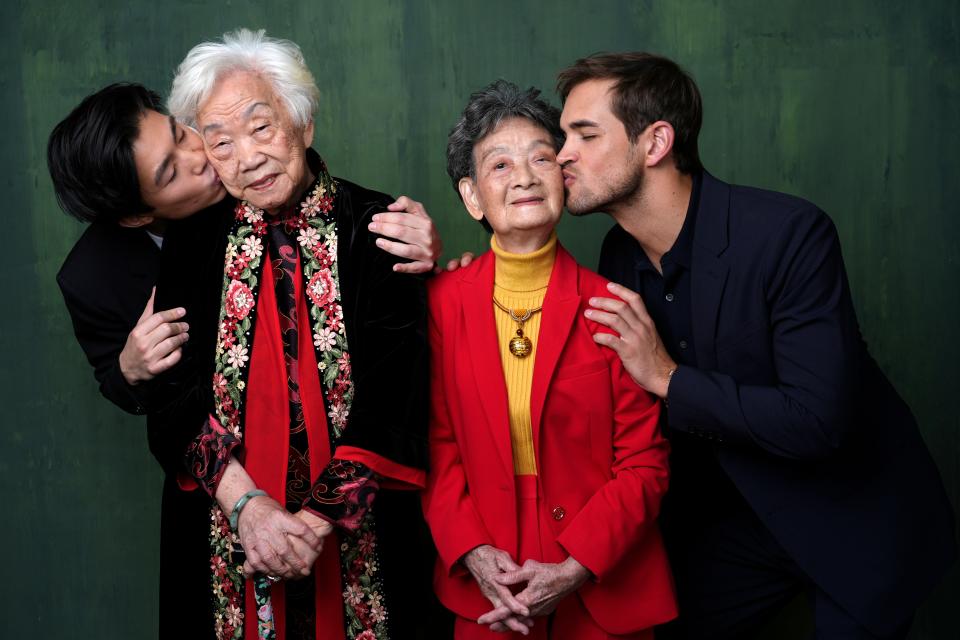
[[1, 0, 957, 637]]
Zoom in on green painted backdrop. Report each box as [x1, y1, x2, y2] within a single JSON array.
[[1, 1, 957, 637]]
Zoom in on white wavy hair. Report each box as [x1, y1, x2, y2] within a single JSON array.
[[168, 28, 320, 129]]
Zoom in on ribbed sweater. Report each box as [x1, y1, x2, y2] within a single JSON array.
[[490, 232, 557, 476]]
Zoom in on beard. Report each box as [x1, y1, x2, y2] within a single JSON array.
[[565, 160, 644, 217]]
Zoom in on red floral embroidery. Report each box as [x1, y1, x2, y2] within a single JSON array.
[[225, 280, 255, 320], [355, 625, 377, 639], [306, 269, 337, 308]]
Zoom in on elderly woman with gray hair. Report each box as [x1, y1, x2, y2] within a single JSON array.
[[421, 80, 677, 639], [154, 29, 437, 640]]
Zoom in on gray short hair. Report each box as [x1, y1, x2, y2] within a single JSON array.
[[446, 80, 564, 197], [168, 28, 319, 129]]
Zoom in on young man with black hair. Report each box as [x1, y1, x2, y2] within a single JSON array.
[[51, 82, 233, 639]]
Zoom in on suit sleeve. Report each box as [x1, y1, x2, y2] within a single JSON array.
[[57, 273, 153, 415], [421, 296, 493, 576], [667, 207, 861, 460], [555, 334, 670, 580]]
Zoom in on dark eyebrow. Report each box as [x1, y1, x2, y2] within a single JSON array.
[[567, 119, 599, 130], [152, 117, 178, 187]]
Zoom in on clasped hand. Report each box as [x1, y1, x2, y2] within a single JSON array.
[[466, 546, 590, 634], [237, 495, 334, 580]]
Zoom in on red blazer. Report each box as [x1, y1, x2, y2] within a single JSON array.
[[423, 245, 677, 634]]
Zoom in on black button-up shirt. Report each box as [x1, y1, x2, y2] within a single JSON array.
[[598, 174, 701, 368], [597, 173, 747, 523]]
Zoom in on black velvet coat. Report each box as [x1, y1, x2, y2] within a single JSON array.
[[154, 172, 447, 638]]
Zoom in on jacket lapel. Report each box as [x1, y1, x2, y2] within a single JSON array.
[[458, 252, 515, 477], [530, 246, 580, 460], [691, 172, 731, 371]]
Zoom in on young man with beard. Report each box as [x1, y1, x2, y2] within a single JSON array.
[[48, 82, 442, 639], [555, 53, 954, 639]]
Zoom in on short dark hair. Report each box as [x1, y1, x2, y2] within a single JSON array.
[[557, 52, 703, 174], [47, 83, 163, 224], [446, 80, 565, 232]]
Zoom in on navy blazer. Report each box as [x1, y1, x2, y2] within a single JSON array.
[[620, 172, 955, 634]]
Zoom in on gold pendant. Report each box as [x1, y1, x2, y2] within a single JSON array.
[[492, 297, 541, 359], [509, 331, 533, 358]]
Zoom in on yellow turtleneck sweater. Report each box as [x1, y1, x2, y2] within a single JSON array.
[[491, 232, 557, 476]]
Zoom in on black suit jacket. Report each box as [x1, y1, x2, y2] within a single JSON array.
[[58, 222, 160, 415], [57, 219, 215, 640], [606, 172, 955, 634]]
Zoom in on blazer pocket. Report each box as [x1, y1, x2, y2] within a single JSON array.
[[554, 358, 608, 381]]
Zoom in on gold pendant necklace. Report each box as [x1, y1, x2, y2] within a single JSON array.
[[493, 297, 543, 358]]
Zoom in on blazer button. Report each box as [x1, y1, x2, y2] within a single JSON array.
[[552, 506, 566, 521]]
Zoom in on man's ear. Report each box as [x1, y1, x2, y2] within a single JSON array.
[[458, 178, 485, 223], [118, 213, 155, 229], [643, 120, 675, 168], [302, 119, 315, 148]]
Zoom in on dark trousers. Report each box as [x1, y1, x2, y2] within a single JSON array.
[[655, 502, 912, 640]]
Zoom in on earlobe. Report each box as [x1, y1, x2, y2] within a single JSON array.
[[118, 214, 155, 229], [457, 178, 485, 222]]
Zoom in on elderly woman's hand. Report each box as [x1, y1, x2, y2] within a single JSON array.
[[369, 196, 442, 274], [463, 545, 534, 634], [294, 509, 334, 544], [490, 556, 591, 618], [237, 494, 323, 580]]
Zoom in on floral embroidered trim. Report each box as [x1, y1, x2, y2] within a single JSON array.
[[200, 162, 389, 640], [341, 511, 389, 637], [209, 506, 245, 639]]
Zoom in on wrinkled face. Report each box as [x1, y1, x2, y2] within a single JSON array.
[[557, 78, 644, 215], [132, 109, 226, 220], [460, 117, 564, 251], [198, 70, 314, 214]]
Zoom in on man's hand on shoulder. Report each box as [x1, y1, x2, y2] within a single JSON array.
[[118, 288, 189, 385], [586, 282, 677, 399], [369, 196, 442, 274]]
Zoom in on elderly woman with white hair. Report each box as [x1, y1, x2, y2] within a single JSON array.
[[154, 29, 438, 640]]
